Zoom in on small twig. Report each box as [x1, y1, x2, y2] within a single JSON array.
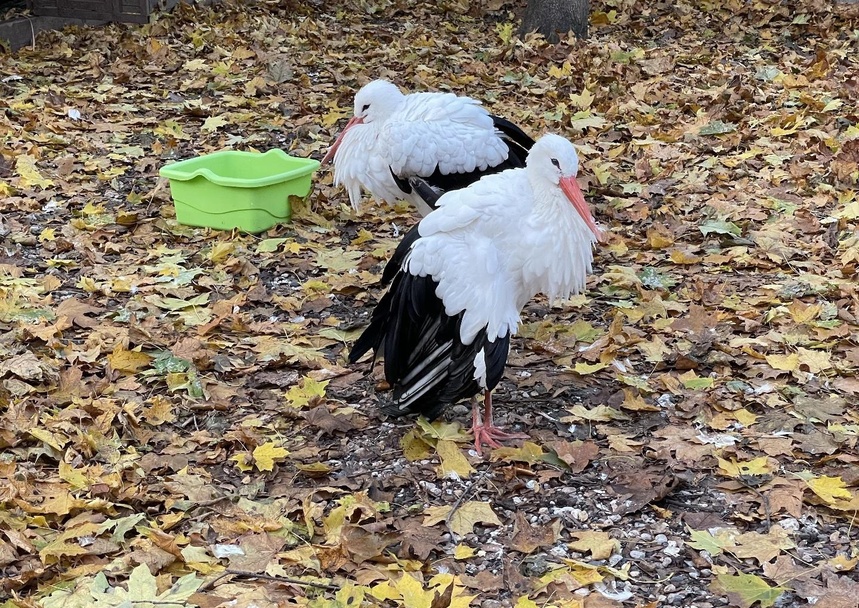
[[225, 569, 339, 591], [445, 468, 492, 542], [738, 479, 772, 532], [196, 571, 233, 593]]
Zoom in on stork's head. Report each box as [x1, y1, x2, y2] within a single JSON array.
[[528, 134, 603, 242], [352, 79, 404, 124], [322, 80, 405, 164]]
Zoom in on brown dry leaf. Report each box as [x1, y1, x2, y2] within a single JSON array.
[[509, 512, 561, 554], [423, 502, 501, 536], [302, 405, 361, 435], [55, 298, 103, 328], [732, 526, 796, 564], [548, 440, 599, 473], [568, 531, 620, 560]]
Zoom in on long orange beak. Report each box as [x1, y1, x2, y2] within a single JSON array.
[[321, 115, 364, 164], [559, 176, 604, 242]]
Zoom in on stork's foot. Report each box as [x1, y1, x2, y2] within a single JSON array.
[[471, 423, 529, 455], [470, 402, 528, 455]]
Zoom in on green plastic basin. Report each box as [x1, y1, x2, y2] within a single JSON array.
[[159, 149, 320, 233]]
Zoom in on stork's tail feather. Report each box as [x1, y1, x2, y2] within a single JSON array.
[[389, 167, 412, 195], [348, 320, 383, 364], [389, 168, 446, 213], [349, 287, 397, 364], [491, 115, 535, 167], [381, 223, 421, 286], [351, 223, 423, 362], [408, 176, 443, 210]]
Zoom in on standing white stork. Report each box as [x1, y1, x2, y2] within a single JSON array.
[[322, 79, 535, 217], [349, 134, 604, 453]]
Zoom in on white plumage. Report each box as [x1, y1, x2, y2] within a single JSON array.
[[349, 134, 604, 453], [322, 79, 534, 216]]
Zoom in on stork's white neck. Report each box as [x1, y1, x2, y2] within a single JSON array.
[[517, 184, 598, 307]]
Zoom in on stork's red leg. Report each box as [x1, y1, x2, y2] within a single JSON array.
[[470, 390, 528, 455]]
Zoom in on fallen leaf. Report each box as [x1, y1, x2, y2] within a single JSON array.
[[423, 502, 501, 536], [253, 442, 289, 472], [568, 531, 620, 560]]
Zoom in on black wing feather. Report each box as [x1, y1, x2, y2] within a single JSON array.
[[387, 116, 536, 211], [350, 259, 511, 420], [491, 115, 535, 166]]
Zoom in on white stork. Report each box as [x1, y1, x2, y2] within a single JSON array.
[[349, 134, 604, 453], [322, 79, 535, 217]]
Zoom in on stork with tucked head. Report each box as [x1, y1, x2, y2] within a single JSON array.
[[349, 134, 604, 453], [322, 79, 535, 217]]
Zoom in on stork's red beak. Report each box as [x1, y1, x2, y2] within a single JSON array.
[[559, 176, 604, 243], [321, 115, 364, 164]]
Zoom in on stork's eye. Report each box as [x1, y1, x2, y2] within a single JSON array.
[[550, 158, 560, 168], [361, 104, 370, 112]]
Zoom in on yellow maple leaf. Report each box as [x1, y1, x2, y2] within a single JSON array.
[[39, 228, 56, 243], [321, 108, 350, 129], [806, 475, 854, 504], [143, 396, 177, 426], [334, 583, 367, 608], [351, 229, 375, 245], [368, 580, 400, 602], [81, 201, 106, 216], [717, 456, 773, 478], [436, 439, 474, 479], [394, 574, 435, 608], [453, 544, 475, 559], [208, 241, 234, 263], [16, 154, 53, 189], [201, 115, 229, 132], [401, 428, 433, 461], [787, 300, 821, 324], [669, 249, 703, 264], [765, 352, 799, 372], [572, 361, 607, 375], [284, 376, 329, 408], [28, 428, 66, 451], [828, 554, 859, 571], [490, 441, 545, 464], [107, 347, 152, 374], [183, 58, 208, 71], [416, 417, 469, 442], [58, 461, 88, 491], [733, 409, 759, 426], [569, 87, 595, 109], [568, 531, 620, 560], [796, 347, 832, 373], [714, 571, 786, 607], [563, 404, 629, 422], [495, 22, 514, 45], [253, 442, 289, 472], [256, 238, 289, 253], [426, 574, 476, 608], [39, 538, 89, 563], [230, 452, 254, 472], [687, 528, 735, 555], [548, 62, 573, 79]]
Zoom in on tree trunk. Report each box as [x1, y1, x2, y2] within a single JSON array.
[[519, 0, 589, 43]]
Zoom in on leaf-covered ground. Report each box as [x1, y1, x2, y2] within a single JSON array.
[[1, 0, 859, 606]]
